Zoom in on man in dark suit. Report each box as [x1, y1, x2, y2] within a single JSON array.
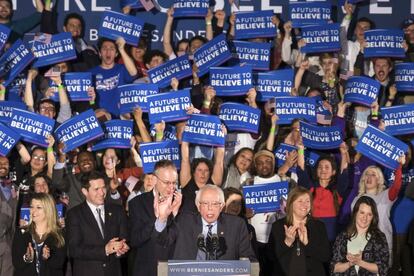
[[66, 171, 129, 276], [155, 184, 256, 261]]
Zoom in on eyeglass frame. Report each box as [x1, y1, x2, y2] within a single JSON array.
[[198, 201, 224, 209], [155, 174, 178, 187]]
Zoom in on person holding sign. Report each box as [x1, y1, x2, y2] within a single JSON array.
[[331, 196, 390, 275], [269, 186, 330, 276], [351, 155, 405, 262], [12, 193, 66, 276], [297, 142, 350, 242]]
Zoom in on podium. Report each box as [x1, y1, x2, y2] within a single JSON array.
[[158, 260, 260, 276]]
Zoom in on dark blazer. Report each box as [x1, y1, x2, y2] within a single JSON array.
[[269, 217, 331, 276], [128, 191, 170, 276], [12, 228, 66, 276], [157, 212, 257, 261], [66, 201, 128, 276]]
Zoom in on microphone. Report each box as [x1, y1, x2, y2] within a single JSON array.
[[197, 233, 205, 252], [211, 234, 219, 250]]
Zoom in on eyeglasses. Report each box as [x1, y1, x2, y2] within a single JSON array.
[[199, 201, 223, 209], [155, 175, 177, 186], [32, 155, 46, 161], [40, 106, 55, 113]]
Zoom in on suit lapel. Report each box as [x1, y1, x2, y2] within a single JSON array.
[[104, 204, 113, 239], [81, 202, 104, 240]]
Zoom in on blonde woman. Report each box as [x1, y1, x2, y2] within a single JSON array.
[[12, 193, 66, 276]]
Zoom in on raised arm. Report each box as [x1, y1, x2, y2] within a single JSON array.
[[116, 37, 138, 77], [162, 7, 175, 57], [211, 146, 225, 186], [179, 141, 191, 187], [24, 69, 38, 112], [133, 107, 151, 143], [388, 155, 405, 201]]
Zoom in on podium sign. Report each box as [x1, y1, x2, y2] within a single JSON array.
[[166, 260, 251, 275]]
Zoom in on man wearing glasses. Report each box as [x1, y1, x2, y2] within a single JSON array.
[[129, 160, 182, 276], [154, 184, 256, 261]]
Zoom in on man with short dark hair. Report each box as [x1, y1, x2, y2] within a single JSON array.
[[66, 171, 129, 276]]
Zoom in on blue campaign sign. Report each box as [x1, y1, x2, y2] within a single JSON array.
[[98, 10, 144, 46], [230, 41, 271, 70], [150, 123, 178, 141], [219, 102, 261, 134], [173, 0, 209, 17], [120, 0, 143, 9], [275, 143, 297, 172], [139, 140, 180, 173], [20, 207, 30, 223], [382, 104, 414, 136], [147, 88, 191, 124], [148, 54, 192, 88], [275, 96, 317, 124], [91, 119, 133, 151], [56, 203, 64, 218], [0, 39, 35, 87], [300, 121, 343, 149], [9, 109, 55, 147], [182, 114, 225, 147], [63, 72, 92, 102], [210, 65, 253, 96], [253, 69, 293, 101], [356, 124, 408, 170], [194, 34, 232, 77], [289, 1, 331, 27], [301, 23, 341, 53], [344, 76, 380, 106], [243, 181, 289, 213], [32, 32, 76, 68], [168, 260, 251, 276], [54, 109, 104, 153], [0, 25, 10, 51], [0, 123, 20, 156], [364, 29, 405, 58], [234, 10, 277, 40], [118, 83, 158, 114], [305, 150, 320, 168], [395, 63, 414, 92], [0, 101, 27, 124]]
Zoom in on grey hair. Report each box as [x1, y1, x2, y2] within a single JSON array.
[[195, 184, 225, 206]]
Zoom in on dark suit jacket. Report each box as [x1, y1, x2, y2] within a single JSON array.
[[12, 229, 67, 276], [157, 212, 257, 261], [66, 201, 128, 276], [128, 191, 170, 276]]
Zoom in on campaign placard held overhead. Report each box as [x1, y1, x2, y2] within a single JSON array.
[[148, 54, 192, 88], [147, 89, 191, 124], [219, 102, 260, 134], [54, 109, 104, 153], [98, 10, 144, 46], [356, 124, 407, 170], [0, 25, 10, 52], [61, 72, 92, 102], [395, 63, 414, 92], [0, 39, 35, 86], [382, 104, 414, 136], [274, 143, 297, 172], [300, 121, 343, 149], [92, 119, 133, 151], [140, 140, 181, 173], [210, 65, 252, 96], [230, 41, 271, 70], [182, 114, 225, 147], [119, 83, 158, 114], [275, 96, 317, 124], [0, 123, 20, 156], [234, 10, 277, 40], [150, 124, 178, 141], [194, 34, 232, 77], [0, 101, 27, 124], [301, 24, 341, 53], [344, 76, 380, 106], [364, 29, 405, 58], [243, 181, 289, 213], [253, 69, 293, 101], [9, 109, 55, 147], [173, 0, 209, 17], [289, 1, 331, 27]]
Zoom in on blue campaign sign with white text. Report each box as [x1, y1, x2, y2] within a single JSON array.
[[395, 63, 414, 92], [0, 25, 10, 52], [147, 89, 191, 124], [300, 23, 341, 53], [300, 121, 343, 149], [364, 29, 405, 58], [0, 123, 20, 156], [54, 109, 104, 153], [356, 124, 408, 170], [9, 109, 55, 147], [182, 114, 225, 147], [148, 54, 192, 88], [243, 181, 289, 213], [194, 34, 232, 77], [275, 96, 317, 124], [63, 72, 92, 102], [344, 76, 380, 106], [150, 123, 177, 141], [219, 102, 261, 134], [230, 41, 271, 70], [210, 65, 253, 96], [253, 69, 293, 101], [92, 119, 133, 151], [234, 10, 277, 39], [0, 101, 27, 124], [140, 140, 181, 173], [275, 143, 297, 172], [98, 10, 144, 46], [382, 104, 414, 136], [289, 1, 331, 27], [173, 0, 209, 17], [119, 83, 158, 114]]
